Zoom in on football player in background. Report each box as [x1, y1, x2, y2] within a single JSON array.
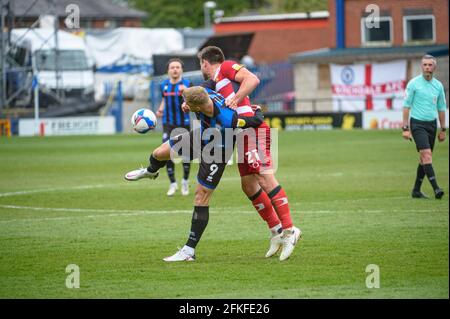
[[156, 58, 192, 196], [125, 85, 265, 261]]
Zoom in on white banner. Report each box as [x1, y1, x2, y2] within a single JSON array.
[[363, 111, 403, 129], [19, 116, 116, 136], [363, 111, 449, 130], [331, 60, 407, 112]]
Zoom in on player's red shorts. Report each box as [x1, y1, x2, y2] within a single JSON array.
[[236, 121, 273, 176]]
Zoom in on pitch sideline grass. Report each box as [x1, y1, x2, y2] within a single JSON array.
[[0, 130, 448, 298]]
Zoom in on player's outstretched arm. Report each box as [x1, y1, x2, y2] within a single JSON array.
[[226, 68, 260, 108], [236, 108, 264, 129]]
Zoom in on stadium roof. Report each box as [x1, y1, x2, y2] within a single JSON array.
[[199, 32, 254, 62], [290, 45, 449, 63], [12, 0, 148, 19]]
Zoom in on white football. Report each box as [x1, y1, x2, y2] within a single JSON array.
[[131, 108, 157, 134]]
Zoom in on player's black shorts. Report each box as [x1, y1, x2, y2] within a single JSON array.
[[168, 130, 234, 189], [162, 124, 190, 143], [411, 117, 437, 151]]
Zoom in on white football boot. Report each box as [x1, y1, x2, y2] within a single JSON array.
[[279, 226, 302, 261], [181, 179, 189, 196], [167, 182, 178, 196], [265, 233, 283, 258], [163, 247, 196, 262], [124, 167, 159, 181]]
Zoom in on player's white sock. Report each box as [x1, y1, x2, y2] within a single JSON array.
[[270, 224, 283, 236], [182, 245, 195, 256]]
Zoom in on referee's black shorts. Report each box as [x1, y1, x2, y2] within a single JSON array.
[[410, 117, 437, 152]]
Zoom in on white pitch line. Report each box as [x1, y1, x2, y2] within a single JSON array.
[[0, 204, 445, 224], [0, 205, 193, 223], [0, 204, 254, 223], [0, 184, 112, 198], [0, 184, 445, 224], [0, 204, 192, 214]]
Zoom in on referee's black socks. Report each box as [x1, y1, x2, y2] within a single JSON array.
[[413, 164, 426, 191], [423, 163, 440, 191]]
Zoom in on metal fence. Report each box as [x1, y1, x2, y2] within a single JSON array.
[[148, 62, 295, 113], [248, 62, 294, 109], [148, 62, 450, 114]]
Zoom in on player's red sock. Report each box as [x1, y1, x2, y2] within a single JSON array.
[[269, 185, 293, 229], [249, 189, 281, 229]]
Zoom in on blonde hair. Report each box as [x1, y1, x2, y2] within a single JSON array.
[[182, 86, 209, 109]]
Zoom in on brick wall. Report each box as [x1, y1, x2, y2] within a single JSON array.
[[328, 0, 337, 48], [344, 0, 449, 47], [248, 28, 330, 63], [215, 18, 330, 64]]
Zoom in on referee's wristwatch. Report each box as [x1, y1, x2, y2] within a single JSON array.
[[441, 127, 447, 132], [402, 125, 410, 132]]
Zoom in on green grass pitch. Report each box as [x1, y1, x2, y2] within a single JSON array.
[[0, 130, 448, 298]]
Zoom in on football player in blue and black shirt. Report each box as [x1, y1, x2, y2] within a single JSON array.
[[156, 58, 192, 196], [125, 85, 264, 261]]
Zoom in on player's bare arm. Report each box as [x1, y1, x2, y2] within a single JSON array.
[[402, 107, 411, 140], [438, 111, 446, 142], [226, 67, 260, 108], [156, 99, 165, 117]]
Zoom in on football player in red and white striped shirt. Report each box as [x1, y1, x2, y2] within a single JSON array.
[[197, 46, 302, 261]]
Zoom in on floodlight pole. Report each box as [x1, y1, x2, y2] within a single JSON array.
[[203, 1, 216, 29], [50, 0, 62, 102]]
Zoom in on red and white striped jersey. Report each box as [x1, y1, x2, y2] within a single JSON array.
[[213, 60, 254, 116]]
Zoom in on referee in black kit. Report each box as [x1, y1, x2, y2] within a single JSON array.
[[402, 54, 447, 199]]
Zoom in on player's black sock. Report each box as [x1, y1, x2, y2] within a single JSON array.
[[423, 163, 439, 191], [183, 162, 191, 180], [186, 206, 209, 249], [166, 160, 176, 183], [147, 154, 167, 173], [413, 164, 425, 191]]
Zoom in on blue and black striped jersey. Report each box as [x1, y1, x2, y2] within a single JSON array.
[[195, 88, 237, 134], [160, 78, 192, 126]]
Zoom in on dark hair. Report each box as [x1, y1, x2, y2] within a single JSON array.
[[197, 46, 225, 64], [166, 58, 184, 71]]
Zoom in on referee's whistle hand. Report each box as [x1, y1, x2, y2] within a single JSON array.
[[438, 131, 446, 142], [402, 131, 411, 140]]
